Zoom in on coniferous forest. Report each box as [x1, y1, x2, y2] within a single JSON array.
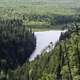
[[0, 0, 80, 80], [0, 19, 36, 79], [11, 24, 80, 80]]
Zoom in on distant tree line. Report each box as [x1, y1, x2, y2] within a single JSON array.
[[23, 14, 80, 25]]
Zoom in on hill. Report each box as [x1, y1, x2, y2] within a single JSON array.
[[0, 0, 80, 32], [12, 24, 80, 80]]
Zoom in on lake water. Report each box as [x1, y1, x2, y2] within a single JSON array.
[[29, 30, 66, 61]]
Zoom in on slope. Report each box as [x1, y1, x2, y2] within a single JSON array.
[[13, 24, 80, 80]]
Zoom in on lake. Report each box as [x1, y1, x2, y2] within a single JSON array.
[[29, 30, 66, 61]]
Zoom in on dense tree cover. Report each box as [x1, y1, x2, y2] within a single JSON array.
[[22, 14, 80, 30], [0, 19, 36, 71], [0, 13, 80, 80], [23, 14, 80, 26], [11, 24, 80, 80], [1, 7, 80, 30], [0, 1, 80, 79]]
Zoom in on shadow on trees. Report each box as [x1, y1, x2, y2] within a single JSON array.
[[0, 19, 36, 70]]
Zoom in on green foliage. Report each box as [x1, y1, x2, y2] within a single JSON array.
[[0, 3, 80, 30], [0, 1, 80, 79], [13, 24, 80, 80], [0, 19, 36, 70]]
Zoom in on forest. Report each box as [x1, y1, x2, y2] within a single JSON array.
[[0, 0, 80, 31], [0, 0, 80, 80], [11, 23, 80, 80], [0, 19, 36, 79], [0, 19, 80, 80]]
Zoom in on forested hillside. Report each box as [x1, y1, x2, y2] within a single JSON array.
[[0, 0, 80, 80], [0, 0, 80, 31], [0, 19, 36, 79], [12, 24, 80, 80]]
